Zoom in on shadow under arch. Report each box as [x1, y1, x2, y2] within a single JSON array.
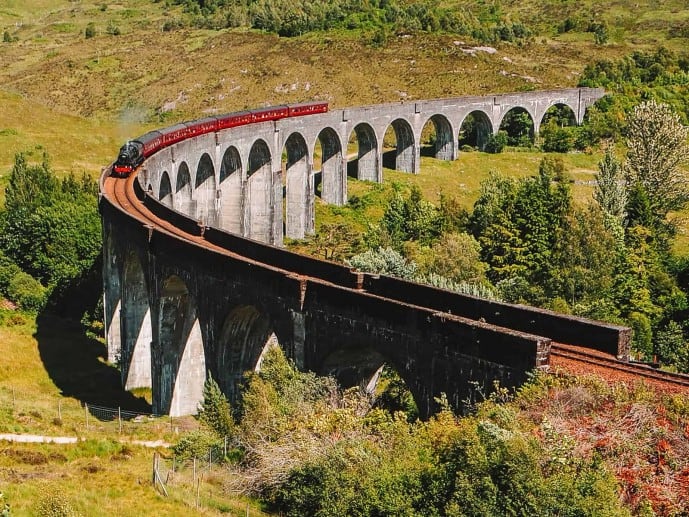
[[315, 127, 344, 205], [157, 274, 206, 417], [246, 139, 272, 242], [36, 254, 151, 412], [195, 153, 217, 226], [420, 113, 454, 160], [121, 250, 152, 391], [159, 171, 173, 208], [283, 132, 311, 240], [347, 122, 379, 181], [176, 161, 193, 215], [219, 145, 242, 234], [212, 304, 282, 403], [382, 118, 415, 172], [317, 345, 422, 419], [458, 110, 493, 151]]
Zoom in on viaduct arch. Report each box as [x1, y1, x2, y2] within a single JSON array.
[[102, 88, 630, 418]]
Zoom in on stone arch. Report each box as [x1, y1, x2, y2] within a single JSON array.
[[195, 153, 217, 226], [383, 118, 416, 173], [498, 107, 535, 147], [540, 102, 577, 129], [283, 132, 312, 239], [420, 114, 454, 160], [121, 251, 152, 391], [347, 123, 379, 182], [458, 110, 494, 151], [317, 345, 423, 416], [159, 171, 173, 208], [219, 146, 243, 234], [316, 127, 345, 206], [175, 162, 194, 216], [156, 275, 206, 417], [213, 305, 280, 403], [246, 139, 273, 242]]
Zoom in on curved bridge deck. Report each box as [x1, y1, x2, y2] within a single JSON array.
[[99, 89, 688, 419]]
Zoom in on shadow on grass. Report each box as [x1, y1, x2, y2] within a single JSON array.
[[36, 312, 151, 413], [35, 257, 151, 415]]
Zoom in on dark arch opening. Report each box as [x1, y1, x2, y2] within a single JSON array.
[[195, 153, 217, 226], [382, 118, 415, 172], [246, 139, 273, 242], [214, 305, 279, 403], [542, 103, 577, 128], [540, 103, 579, 153], [283, 132, 311, 239], [458, 111, 493, 151], [220, 146, 241, 183], [159, 171, 172, 208], [315, 127, 344, 205], [347, 123, 378, 181], [499, 107, 535, 147], [318, 346, 420, 420], [219, 146, 242, 234], [175, 162, 193, 215], [248, 139, 271, 177], [420, 114, 454, 160]]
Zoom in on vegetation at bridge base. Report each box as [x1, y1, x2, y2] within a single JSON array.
[[183, 345, 689, 515]]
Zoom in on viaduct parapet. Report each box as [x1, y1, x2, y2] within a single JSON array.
[[101, 87, 629, 418]]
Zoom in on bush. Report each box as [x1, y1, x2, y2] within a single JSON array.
[[84, 23, 96, 39], [35, 491, 79, 517], [7, 271, 46, 311], [171, 430, 223, 461], [485, 131, 508, 153]]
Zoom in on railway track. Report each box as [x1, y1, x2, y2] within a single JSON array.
[[104, 170, 689, 395], [551, 343, 689, 392]]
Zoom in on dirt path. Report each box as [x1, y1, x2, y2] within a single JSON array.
[[0, 433, 169, 448]]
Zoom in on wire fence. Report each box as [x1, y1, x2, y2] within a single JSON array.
[[0, 385, 197, 440], [152, 450, 257, 514]]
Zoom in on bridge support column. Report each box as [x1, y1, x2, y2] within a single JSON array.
[[102, 227, 121, 364]]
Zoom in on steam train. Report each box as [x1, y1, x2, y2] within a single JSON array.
[[111, 101, 329, 178]]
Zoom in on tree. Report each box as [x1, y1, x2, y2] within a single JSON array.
[[198, 376, 235, 439], [624, 100, 689, 223], [347, 247, 417, 280], [421, 232, 488, 285], [594, 147, 627, 222]]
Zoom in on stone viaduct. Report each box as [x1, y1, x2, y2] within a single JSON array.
[[101, 87, 630, 418]]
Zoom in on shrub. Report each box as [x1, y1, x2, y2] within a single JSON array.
[[35, 490, 79, 517], [84, 23, 96, 39], [171, 430, 223, 461], [7, 271, 46, 311], [485, 131, 508, 153]]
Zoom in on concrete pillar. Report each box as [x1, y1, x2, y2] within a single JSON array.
[[124, 308, 152, 390], [169, 318, 206, 417], [102, 233, 122, 364]]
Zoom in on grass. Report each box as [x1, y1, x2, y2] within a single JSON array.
[[0, 312, 270, 515]]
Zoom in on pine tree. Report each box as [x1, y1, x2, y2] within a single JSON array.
[[198, 376, 235, 439]]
